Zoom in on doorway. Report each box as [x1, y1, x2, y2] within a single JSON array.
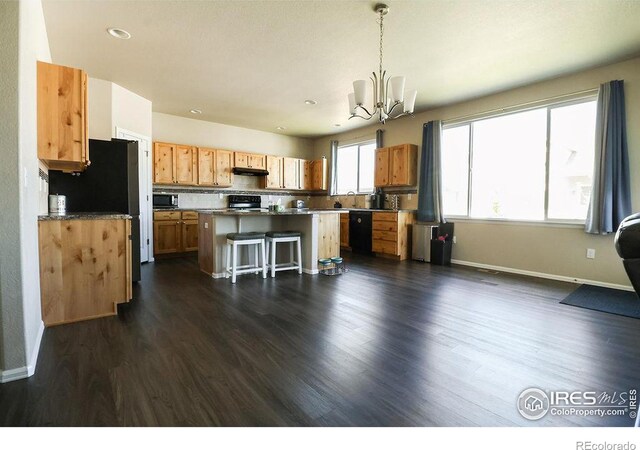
[[116, 127, 153, 263]]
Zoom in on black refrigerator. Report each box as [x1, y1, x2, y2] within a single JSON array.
[[49, 138, 141, 282]]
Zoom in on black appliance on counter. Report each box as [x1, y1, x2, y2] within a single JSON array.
[[153, 193, 178, 209], [349, 210, 372, 254], [227, 195, 264, 210], [370, 189, 384, 210], [48, 138, 141, 282], [614, 212, 640, 298]]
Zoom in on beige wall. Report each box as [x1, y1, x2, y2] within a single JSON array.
[[313, 56, 640, 288], [153, 112, 314, 159], [87, 77, 112, 140]]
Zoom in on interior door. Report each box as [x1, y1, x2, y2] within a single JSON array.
[[117, 128, 151, 263]]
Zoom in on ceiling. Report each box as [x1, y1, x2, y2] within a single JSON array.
[[42, 0, 640, 138]]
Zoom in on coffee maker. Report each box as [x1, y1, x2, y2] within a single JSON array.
[[370, 188, 384, 210]]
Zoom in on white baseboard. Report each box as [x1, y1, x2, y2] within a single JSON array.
[[451, 259, 634, 292], [27, 321, 45, 376], [0, 320, 44, 383]]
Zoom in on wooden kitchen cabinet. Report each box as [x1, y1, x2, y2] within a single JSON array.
[[311, 158, 328, 191], [198, 147, 233, 187], [38, 218, 132, 326], [235, 152, 266, 170], [301, 160, 312, 190], [153, 142, 197, 185], [283, 157, 300, 189], [37, 61, 89, 172], [374, 144, 418, 187], [372, 211, 414, 260], [153, 211, 199, 255], [265, 155, 284, 189], [340, 213, 350, 248]]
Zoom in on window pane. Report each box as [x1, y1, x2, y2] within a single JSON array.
[[471, 109, 547, 220], [442, 125, 470, 216], [547, 101, 596, 220], [358, 143, 376, 193], [336, 145, 358, 194]]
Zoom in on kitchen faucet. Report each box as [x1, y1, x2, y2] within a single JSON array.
[[346, 191, 357, 208]]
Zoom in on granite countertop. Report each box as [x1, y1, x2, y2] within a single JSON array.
[[38, 212, 133, 221], [197, 208, 348, 216]]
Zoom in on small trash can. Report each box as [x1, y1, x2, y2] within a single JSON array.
[[430, 239, 452, 266]]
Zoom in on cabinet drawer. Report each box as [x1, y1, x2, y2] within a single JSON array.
[[373, 240, 398, 255], [154, 211, 181, 221], [372, 221, 398, 232], [373, 212, 398, 222], [373, 230, 398, 242], [181, 211, 198, 220]]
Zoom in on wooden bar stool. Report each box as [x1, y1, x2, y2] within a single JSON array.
[[225, 232, 267, 283], [265, 231, 302, 277]]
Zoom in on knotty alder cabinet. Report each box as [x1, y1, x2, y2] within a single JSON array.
[[372, 211, 415, 260], [37, 61, 89, 172], [153, 143, 198, 185], [38, 218, 132, 326], [153, 211, 199, 255], [197, 148, 233, 187], [340, 213, 350, 248], [374, 144, 418, 187], [235, 152, 266, 170], [265, 156, 327, 190]]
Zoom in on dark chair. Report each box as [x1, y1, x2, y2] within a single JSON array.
[[614, 212, 640, 298]]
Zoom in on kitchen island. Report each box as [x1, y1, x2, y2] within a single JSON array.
[[198, 209, 347, 278]]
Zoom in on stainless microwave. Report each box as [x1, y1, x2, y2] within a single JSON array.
[[153, 194, 178, 209]]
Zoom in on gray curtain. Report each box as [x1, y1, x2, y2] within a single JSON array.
[[376, 129, 384, 149], [329, 140, 339, 196], [585, 80, 631, 234], [417, 121, 444, 223]]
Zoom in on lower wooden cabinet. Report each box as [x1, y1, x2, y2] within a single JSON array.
[[154, 210, 199, 255], [371, 211, 414, 260], [340, 213, 349, 248]]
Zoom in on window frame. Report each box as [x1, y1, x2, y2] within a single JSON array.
[[442, 94, 598, 225], [335, 139, 377, 195]]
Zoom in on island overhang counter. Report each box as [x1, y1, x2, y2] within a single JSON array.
[[197, 209, 348, 278]]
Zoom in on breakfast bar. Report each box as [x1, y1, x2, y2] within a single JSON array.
[[197, 209, 347, 278]]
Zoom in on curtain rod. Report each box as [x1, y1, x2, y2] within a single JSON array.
[[444, 87, 599, 125]]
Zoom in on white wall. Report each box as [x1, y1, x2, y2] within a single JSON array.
[[0, 0, 50, 382], [88, 78, 152, 140], [314, 56, 640, 288], [88, 77, 112, 140], [153, 112, 314, 159]]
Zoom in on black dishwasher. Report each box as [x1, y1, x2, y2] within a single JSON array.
[[349, 211, 372, 254]]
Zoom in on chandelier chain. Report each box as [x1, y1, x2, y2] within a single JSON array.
[[378, 11, 384, 77]]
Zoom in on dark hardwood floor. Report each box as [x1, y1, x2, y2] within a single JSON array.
[[1, 254, 639, 426]]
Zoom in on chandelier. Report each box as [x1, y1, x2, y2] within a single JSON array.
[[348, 3, 417, 124]]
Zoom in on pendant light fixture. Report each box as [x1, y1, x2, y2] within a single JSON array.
[[348, 4, 417, 124]]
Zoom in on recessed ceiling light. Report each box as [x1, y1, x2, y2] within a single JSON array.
[[304, 100, 317, 105], [334, 124, 341, 127], [276, 126, 286, 131], [107, 27, 131, 40], [189, 109, 202, 114]]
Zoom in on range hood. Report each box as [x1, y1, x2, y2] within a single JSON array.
[[232, 167, 269, 176]]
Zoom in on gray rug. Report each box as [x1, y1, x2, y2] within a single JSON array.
[[560, 285, 640, 319]]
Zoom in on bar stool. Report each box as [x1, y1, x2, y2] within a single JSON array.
[[226, 232, 267, 283], [265, 231, 302, 277]]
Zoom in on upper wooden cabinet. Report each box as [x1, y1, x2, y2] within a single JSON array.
[[37, 61, 89, 172], [153, 142, 197, 185], [197, 148, 233, 187], [265, 155, 284, 189], [301, 160, 312, 190], [235, 152, 266, 170], [374, 144, 418, 187], [283, 157, 300, 190], [311, 158, 328, 191]]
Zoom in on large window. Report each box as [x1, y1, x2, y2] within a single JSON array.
[[442, 98, 597, 222], [335, 141, 376, 194]]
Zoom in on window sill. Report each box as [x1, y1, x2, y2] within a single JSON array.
[[443, 216, 586, 229]]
